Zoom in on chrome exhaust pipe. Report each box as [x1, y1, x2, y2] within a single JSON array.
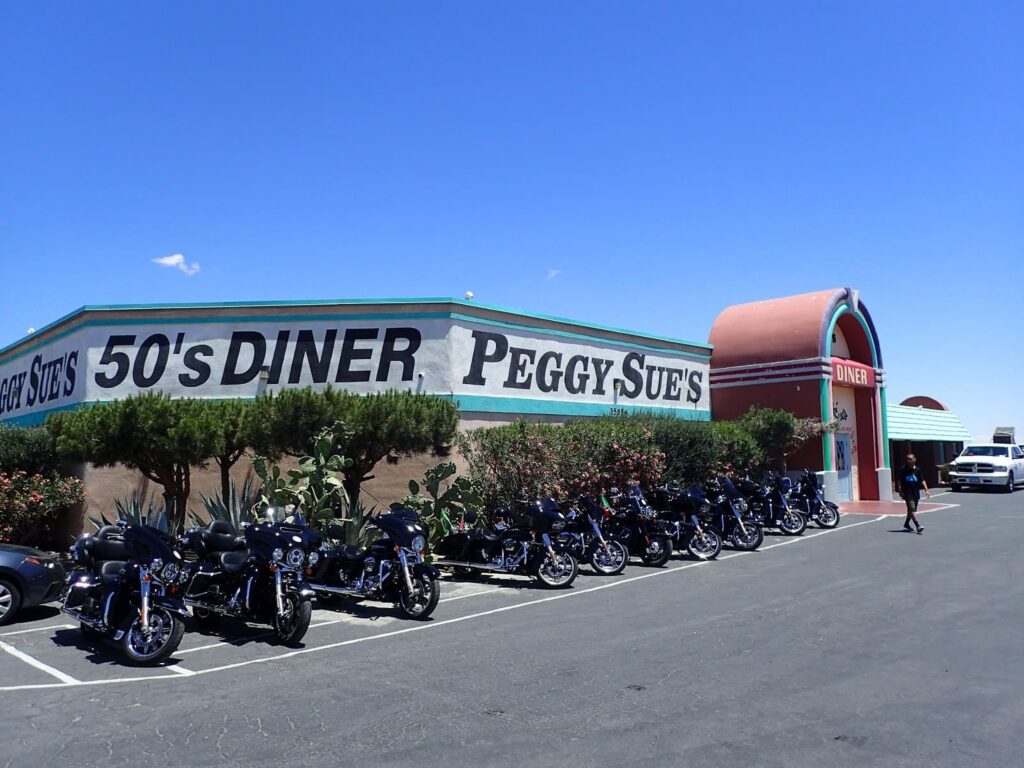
[[307, 583, 363, 597], [432, 559, 510, 573]]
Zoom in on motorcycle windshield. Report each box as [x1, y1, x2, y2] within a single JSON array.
[[373, 512, 424, 546], [123, 524, 177, 564]]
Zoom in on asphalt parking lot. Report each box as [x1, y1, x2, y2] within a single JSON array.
[[2, 490, 1021, 768]]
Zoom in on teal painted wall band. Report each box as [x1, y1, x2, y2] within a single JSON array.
[[446, 393, 711, 420], [880, 386, 891, 467], [820, 378, 833, 470], [2, 298, 712, 360], [2, 393, 711, 426], [2, 310, 711, 365]]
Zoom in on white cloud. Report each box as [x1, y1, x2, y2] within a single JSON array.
[[546, 268, 561, 280], [153, 253, 200, 276]]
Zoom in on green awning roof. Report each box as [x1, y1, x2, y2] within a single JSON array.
[[887, 404, 971, 442]]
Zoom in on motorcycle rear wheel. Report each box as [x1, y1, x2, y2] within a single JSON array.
[[120, 609, 184, 666], [273, 594, 312, 646], [588, 541, 628, 575], [533, 552, 578, 588], [639, 535, 673, 567], [397, 572, 440, 620], [729, 523, 763, 551], [816, 502, 840, 528], [686, 530, 722, 560]]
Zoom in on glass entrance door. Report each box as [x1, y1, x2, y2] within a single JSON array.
[[836, 433, 853, 501]]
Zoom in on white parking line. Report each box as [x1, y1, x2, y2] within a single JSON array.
[[0, 515, 889, 693], [164, 664, 196, 676], [0, 623, 75, 638], [0, 640, 81, 685]]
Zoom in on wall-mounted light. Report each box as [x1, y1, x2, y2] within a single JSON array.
[[256, 366, 270, 397]]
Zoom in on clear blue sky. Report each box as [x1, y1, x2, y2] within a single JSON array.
[[2, 2, 1021, 438]]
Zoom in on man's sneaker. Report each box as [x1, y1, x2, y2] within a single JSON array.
[[916, 526, 924, 534], [904, 523, 913, 532]]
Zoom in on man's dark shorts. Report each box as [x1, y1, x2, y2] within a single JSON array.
[[904, 497, 919, 513]]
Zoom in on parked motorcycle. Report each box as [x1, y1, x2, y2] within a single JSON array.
[[433, 499, 579, 588], [61, 522, 188, 665], [604, 487, 674, 567], [556, 496, 629, 575], [178, 507, 318, 645], [788, 469, 840, 528], [733, 474, 807, 535], [650, 483, 723, 560], [703, 476, 764, 550], [308, 507, 441, 620]]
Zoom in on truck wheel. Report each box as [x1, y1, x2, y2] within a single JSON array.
[[1005, 473, 1015, 494]]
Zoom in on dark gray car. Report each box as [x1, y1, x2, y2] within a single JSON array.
[[0, 543, 66, 625]]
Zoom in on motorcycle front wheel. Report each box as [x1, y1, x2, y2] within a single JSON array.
[[729, 523, 764, 551], [639, 535, 673, 567], [273, 593, 312, 646], [120, 609, 184, 666], [686, 530, 722, 560], [533, 551, 578, 588], [588, 540, 628, 575], [816, 502, 840, 529], [779, 510, 807, 536], [397, 572, 440, 620]]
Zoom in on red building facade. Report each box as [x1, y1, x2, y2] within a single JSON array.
[[708, 288, 891, 502]]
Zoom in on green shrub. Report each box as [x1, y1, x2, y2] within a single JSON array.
[[711, 421, 764, 475], [0, 470, 85, 546], [0, 426, 59, 475], [401, 462, 484, 551]]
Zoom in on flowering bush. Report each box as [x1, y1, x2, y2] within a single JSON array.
[[458, 419, 665, 507], [0, 471, 85, 546]]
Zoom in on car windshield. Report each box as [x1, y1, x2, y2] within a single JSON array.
[[961, 446, 1009, 458]]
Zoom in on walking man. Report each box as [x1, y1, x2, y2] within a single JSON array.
[[898, 453, 930, 533]]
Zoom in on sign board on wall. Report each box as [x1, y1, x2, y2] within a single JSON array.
[[0, 315, 711, 424], [831, 358, 875, 389]]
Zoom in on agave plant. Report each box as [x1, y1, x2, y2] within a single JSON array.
[[88, 481, 169, 533], [189, 474, 263, 533]]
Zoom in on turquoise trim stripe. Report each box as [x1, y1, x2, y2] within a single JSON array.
[[880, 387, 891, 467], [2, 297, 713, 360], [2, 393, 712, 425], [820, 378, 833, 470], [446, 393, 711, 420], [824, 305, 879, 367], [1, 310, 711, 368]]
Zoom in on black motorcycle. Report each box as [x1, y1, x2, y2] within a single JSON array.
[[788, 469, 840, 528], [178, 507, 319, 645], [308, 507, 441, 620], [703, 476, 764, 550], [650, 483, 723, 560], [433, 499, 579, 588], [734, 474, 807, 536], [556, 496, 629, 575], [604, 487, 674, 567], [61, 522, 188, 665]]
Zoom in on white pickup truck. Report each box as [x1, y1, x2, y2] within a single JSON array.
[[949, 444, 1024, 493]]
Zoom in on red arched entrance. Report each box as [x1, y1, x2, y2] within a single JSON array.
[[708, 288, 891, 501]]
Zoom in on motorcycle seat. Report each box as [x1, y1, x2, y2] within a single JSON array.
[[333, 545, 364, 561], [218, 550, 249, 575], [203, 527, 246, 554], [100, 560, 128, 588], [469, 530, 498, 543]]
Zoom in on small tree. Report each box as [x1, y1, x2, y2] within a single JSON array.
[[738, 406, 833, 473], [209, 399, 254, 502], [48, 393, 219, 533], [251, 388, 460, 508]]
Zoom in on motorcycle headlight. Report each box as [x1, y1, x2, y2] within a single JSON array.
[[307, 551, 320, 566], [272, 547, 284, 562], [161, 562, 179, 582], [411, 535, 426, 553], [286, 547, 305, 568], [735, 499, 749, 513]]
